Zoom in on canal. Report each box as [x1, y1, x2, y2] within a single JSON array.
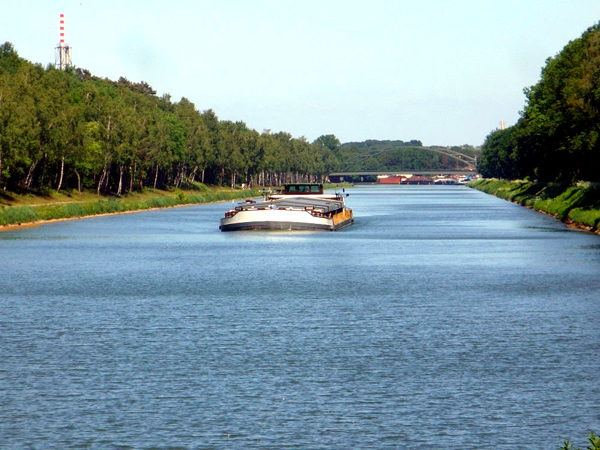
[[1, 185, 599, 449]]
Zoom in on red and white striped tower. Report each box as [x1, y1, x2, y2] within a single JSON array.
[[55, 13, 72, 70], [59, 13, 65, 47]]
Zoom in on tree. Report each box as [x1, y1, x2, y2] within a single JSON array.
[[0, 42, 344, 194], [314, 134, 341, 152], [0, 42, 22, 74], [487, 23, 600, 182], [479, 127, 520, 179], [174, 97, 202, 186]]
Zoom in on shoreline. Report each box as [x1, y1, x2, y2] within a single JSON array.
[[469, 179, 600, 235], [0, 202, 216, 232], [0, 203, 205, 232]]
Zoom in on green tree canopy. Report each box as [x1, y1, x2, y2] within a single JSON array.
[[0, 45, 342, 194], [480, 23, 600, 182]]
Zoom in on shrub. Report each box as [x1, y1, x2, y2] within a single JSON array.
[[173, 190, 187, 203], [191, 182, 209, 192], [0, 206, 38, 225], [534, 186, 587, 219], [59, 203, 87, 218], [568, 207, 600, 229], [142, 196, 176, 209], [561, 432, 600, 450], [186, 194, 205, 203]]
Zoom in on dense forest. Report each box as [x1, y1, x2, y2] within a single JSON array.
[[478, 23, 600, 182], [0, 42, 341, 194]]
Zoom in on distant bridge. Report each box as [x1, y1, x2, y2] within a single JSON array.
[[330, 169, 477, 178], [338, 145, 478, 172]]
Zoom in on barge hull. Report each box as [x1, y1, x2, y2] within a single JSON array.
[[220, 212, 353, 232], [220, 220, 334, 232]]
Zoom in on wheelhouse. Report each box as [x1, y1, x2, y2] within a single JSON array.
[[281, 184, 324, 195]]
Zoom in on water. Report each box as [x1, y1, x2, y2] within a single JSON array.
[[1, 185, 599, 449]]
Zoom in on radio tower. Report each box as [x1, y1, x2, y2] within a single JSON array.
[[55, 13, 72, 70]]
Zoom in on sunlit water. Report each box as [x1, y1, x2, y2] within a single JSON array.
[[1, 185, 599, 449]]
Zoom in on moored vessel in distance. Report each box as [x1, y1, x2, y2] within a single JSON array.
[[219, 183, 354, 232]]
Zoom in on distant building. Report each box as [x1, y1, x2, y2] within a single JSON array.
[[402, 175, 433, 185], [378, 175, 404, 184]]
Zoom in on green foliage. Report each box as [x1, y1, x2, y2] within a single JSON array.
[[533, 185, 588, 219], [569, 207, 600, 228], [185, 194, 205, 203], [314, 134, 341, 152], [173, 190, 187, 203], [0, 205, 38, 225], [191, 182, 209, 192], [57, 203, 86, 218], [480, 23, 600, 182], [478, 127, 522, 179], [139, 196, 177, 209], [561, 433, 600, 450], [0, 44, 343, 194], [467, 179, 538, 203], [338, 140, 477, 173]]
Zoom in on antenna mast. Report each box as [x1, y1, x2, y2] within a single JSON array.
[[55, 13, 72, 70]]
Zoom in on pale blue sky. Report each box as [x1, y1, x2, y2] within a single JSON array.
[[3, 1, 600, 145]]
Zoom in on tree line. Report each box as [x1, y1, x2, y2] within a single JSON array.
[[478, 23, 600, 183], [0, 42, 340, 194]]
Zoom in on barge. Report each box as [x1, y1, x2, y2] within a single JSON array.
[[219, 183, 354, 232]]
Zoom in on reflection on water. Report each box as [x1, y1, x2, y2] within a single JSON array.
[[1, 185, 599, 450]]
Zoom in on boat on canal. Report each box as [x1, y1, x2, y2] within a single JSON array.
[[219, 183, 354, 232]]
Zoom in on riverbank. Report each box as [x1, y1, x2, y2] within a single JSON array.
[[469, 179, 600, 234], [0, 185, 262, 231], [0, 183, 353, 231]]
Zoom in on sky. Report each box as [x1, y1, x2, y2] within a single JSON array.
[[2, 1, 600, 146]]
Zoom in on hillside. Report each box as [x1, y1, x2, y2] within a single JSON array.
[[338, 140, 478, 172]]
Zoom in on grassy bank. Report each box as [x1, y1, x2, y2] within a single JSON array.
[[469, 179, 600, 233], [0, 184, 261, 228]]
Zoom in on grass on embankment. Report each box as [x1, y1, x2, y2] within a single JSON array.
[[469, 179, 600, 233], [0, 184, 261, 228]]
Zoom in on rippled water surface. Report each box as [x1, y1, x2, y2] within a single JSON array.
[[1, 185, 599, 449]]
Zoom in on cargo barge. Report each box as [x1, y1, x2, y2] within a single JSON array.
[[219, 184, 353, 232]]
